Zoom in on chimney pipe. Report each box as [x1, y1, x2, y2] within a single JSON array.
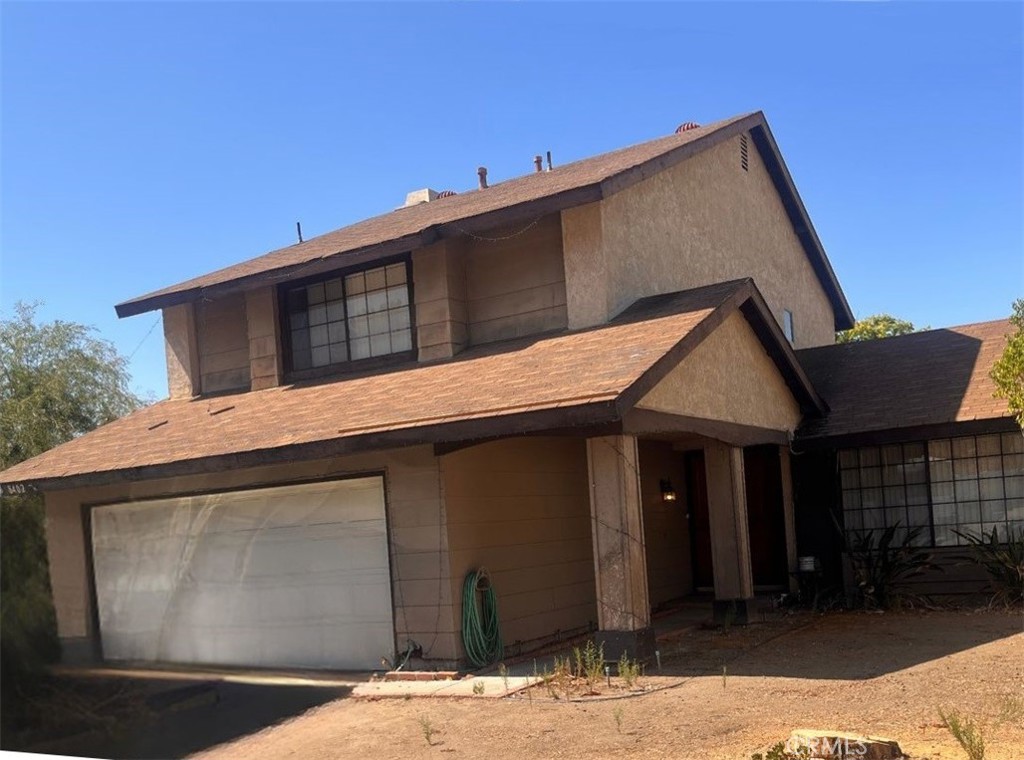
[[296, 222, 303, 243], [546, 151, 553, 171], [477, 166, 488, 189], [534, 155, 543, 173]]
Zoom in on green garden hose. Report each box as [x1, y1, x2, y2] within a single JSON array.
[[461, 568, 503, 668]]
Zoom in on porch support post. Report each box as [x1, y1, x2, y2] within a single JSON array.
[[780, 445, 800, 594], [704, 441, 755, 623], [585, 435, 656, 660]]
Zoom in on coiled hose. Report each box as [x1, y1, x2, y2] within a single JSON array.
[[461, 568, 503, 668]]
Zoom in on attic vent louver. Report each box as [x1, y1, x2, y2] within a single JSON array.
[[740, 134, 749, 172]]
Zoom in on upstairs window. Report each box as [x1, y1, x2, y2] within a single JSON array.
[[283, 259, 413, 372]]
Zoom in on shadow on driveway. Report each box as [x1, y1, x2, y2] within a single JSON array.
[[19, 672, 354, 759]]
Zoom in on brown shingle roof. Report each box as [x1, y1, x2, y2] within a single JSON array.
[[114, 111, 853, 329], [796, 319, 1014, 442], [8, 280, 805, 491]]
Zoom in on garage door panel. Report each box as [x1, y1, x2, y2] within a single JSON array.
[[92, 477, 394, 670]]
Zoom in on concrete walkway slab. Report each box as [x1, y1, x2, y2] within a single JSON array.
[[353, 675, 536, 699]]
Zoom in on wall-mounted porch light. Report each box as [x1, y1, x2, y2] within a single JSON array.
[[659, 478, 677, 503]]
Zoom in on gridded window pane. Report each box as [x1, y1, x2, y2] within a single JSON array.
[[933, 502, 957, 525], [350, 337, 370, 360], [1008, 499, 1024, 521], [367, 311, 390, 335], [366, 289, 388, 313], [387, 286, 409, 308], [860, 448, 880, 467], [390, 307, 411, 331], [839, 450, 859, 469], [906, 484, 929, 505], [980, 479, 1004, 501], [930, 460, 953, 482], [347, 294, 368, 317], [1005, 453, 1024, 475], [349, 316, 369, 339], [841, 469, 861, 490], [931, 481, 955, 504], [385, 263, 406, 286], [976, 435, 1001, 457], [955, 480, 979, 502], [952, 437, 977, 458], [311, 346, 330, 367], [329, 343, 348, 364], [842, 489, 861, 509], [981, 500, 1007, 522], [906, 505, 930, 528], [327, 321, 347, 343], [861, 467, 882, 488], [309, 304, 327, 326], [904, 460, 927, 484], [365, 267, 386, 292], [885, 506, 906, 526], [953, 458, 978, 480], [883, 486, 906, 507], [959, 501, 981, 524], [325, 278, 344, 301], [392, 329, 412, 352], [862, 488, 883, 508], [1006, 477, 1024, 498], [929, 439, 951, 461], [327, 301, 345, 322], [934, 525, 958, 546], [307, 283, 325, 304], [310, 325, 328, 347], [1003, 433, 1024, 455], [370, 334, 391, 356]]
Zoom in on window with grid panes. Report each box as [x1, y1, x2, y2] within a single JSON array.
[[839, 433, 1024, 547], [284, 261, 413, 371]]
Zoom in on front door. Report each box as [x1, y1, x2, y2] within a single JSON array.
[[684, 451, 714, 589], [743, 445, 789, 587]]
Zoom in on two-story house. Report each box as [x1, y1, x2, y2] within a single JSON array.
[[1, 111, 1017, 671]]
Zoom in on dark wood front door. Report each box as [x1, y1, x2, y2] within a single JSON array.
[[684, 451, 714, 589], [743, 445, 789, 587]]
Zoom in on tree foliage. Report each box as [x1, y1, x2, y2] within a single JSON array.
[[991, 299, 1024, 429], [1, 302, 141, 469], [1, 303, 143, 711], [836, 314, 918, 343]]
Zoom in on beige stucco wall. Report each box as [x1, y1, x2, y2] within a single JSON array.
[[462, 213, 568, 345], [637, 440, 692, 607], [562, 131, 837, 348], [245, 287, 282, 390], [441, 437, 596, 654], [637, 311, 802, 433], [43, 445, 459, 664], [413, 240, 468, 362], [162, 303, 200, 399], [196, 293, 251, 393]]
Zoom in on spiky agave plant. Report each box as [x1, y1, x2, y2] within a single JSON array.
[[955, 526, 1024, 606]]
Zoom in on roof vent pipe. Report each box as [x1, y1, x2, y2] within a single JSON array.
[[534, 155, 543, 173], [675, 121, 701, 133], [546, 151, 553, 171], [477, 166, 488, 189]]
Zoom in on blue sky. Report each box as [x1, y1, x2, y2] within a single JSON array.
[[2, 2, 1021, 400]]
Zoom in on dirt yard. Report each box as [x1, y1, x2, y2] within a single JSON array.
[[194, 609, 1024, 760]]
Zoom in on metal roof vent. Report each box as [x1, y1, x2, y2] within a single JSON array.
[[436, 190, 458, 198], [675, 121, 701, 133]]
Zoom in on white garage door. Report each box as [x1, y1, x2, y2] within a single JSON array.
[[91, 477, 394, 670]]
